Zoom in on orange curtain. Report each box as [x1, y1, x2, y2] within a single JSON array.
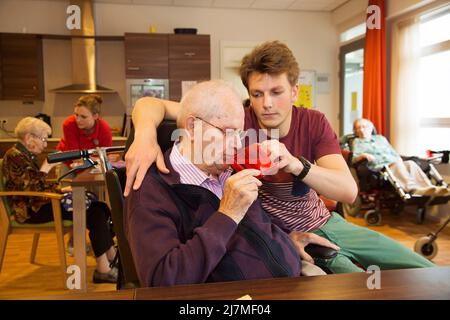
[[363, 0, 386, 135]]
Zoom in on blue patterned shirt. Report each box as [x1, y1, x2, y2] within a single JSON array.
[[351, 135, 400, 170]]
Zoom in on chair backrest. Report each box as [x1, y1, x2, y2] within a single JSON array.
[[0, 159, 14, 218], [124, 120, 178, 156], [104, 167, 140, 289], [0, 159, 5, 192]]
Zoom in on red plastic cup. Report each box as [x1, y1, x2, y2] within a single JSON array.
[[231, 144, 272, 179]]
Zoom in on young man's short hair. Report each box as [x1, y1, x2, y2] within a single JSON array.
[[239, 40, 300, 89]]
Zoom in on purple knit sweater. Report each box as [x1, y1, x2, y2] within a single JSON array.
[[125, 150, 301, 287]]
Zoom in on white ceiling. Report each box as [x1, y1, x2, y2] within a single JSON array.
[[88, 0, 350, 12]]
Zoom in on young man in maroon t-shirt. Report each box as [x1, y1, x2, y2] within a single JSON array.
[[124, 41, 434, 273]]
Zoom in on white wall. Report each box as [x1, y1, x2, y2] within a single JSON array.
[[0, 0, 69, 35], [332, 0, 367, 30], [0, 0, 127, 137], [0, 0, 340, 136], [95, 2, 340, 129]]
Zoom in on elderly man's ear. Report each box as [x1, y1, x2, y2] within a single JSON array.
[[184, 116, 196, 141]]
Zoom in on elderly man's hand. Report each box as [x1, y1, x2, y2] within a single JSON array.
[[124, 131, 169, 197], [289, 231, 340, 264], [219, 169, 262, 224]]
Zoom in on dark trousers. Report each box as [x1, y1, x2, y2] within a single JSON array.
[[26, 201, 114, 257]]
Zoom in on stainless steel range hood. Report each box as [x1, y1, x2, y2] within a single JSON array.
[[51, 0, 115, 94]]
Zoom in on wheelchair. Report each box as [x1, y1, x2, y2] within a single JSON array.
[[413, 150, 450, 260], [338, 134, 450, 227]]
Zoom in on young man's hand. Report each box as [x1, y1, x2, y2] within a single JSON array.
[[289, 231, 340, 264], [124, 130, 169, 197], [259, 140, 303, 176]]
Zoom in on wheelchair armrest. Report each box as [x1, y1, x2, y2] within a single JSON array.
[[352, 158, 369, 168], [304, 243, 338, 260]]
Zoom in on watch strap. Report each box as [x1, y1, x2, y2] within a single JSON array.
[[296, 156, 311, 181]]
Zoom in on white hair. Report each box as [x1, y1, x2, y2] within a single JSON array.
[[15, 117, 51, 140], [177, 80, 242, 128], [353, 118, 374, 131]]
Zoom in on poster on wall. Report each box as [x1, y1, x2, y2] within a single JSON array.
[[295, 70, 316, 109]]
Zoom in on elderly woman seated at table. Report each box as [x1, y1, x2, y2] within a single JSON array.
[[351, 118, 449, 197], [2, 117, 118, 283]]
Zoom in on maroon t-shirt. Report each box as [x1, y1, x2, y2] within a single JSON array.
[[244, 106, 341, 162], [243, 106, 341, 232]]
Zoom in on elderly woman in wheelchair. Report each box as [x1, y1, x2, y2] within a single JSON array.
[[340, 118, 450, 225]]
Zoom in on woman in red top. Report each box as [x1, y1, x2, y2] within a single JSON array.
[[56, 95, 113, 256], [57, 94, 112, 152]]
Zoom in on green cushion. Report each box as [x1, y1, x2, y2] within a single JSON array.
[[11, 219, 73, 228]]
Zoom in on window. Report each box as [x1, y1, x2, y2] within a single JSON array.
[[340, 23, 366, 43], [416, 6, 450, 152], [339, 23, 366, 136]]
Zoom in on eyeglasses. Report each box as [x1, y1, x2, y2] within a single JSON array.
[[31, 133, 48, 143], [194, 116, 247, 140]]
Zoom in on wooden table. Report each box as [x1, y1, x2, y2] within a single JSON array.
[[134, 267, 450, 300], [71, 169, 105, 292], [33, 267, 450, 300]]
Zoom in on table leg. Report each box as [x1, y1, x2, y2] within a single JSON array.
[[73, 186, 87, 292]]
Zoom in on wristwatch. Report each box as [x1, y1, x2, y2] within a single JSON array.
[[295, 156, 312, 181]]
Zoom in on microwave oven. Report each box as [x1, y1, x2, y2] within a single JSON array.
[[126, 78, 169, 112], [123, 79, 169, 136]]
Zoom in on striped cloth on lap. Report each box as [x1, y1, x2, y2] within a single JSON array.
[[259, 181, 330, 232]]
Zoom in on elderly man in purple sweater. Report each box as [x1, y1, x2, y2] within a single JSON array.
[[125, 80, 302, 287]]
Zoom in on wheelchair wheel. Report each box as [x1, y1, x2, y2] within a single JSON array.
[[342, 195, 362, 217], [364, 209, 381, 226], [414, 236, 438, 260]]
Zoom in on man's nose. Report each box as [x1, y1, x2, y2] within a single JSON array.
[[263, 94, 272, 109]]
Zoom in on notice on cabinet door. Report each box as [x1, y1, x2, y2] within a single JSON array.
[[181, 81, 198, 98]]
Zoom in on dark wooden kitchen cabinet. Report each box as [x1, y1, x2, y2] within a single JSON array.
[[168, 34, 210, 101], [0, 33, 44, 101], [124, 33, 169, 79], [168, 34, 210, 60], [123, 33, 210, 101]]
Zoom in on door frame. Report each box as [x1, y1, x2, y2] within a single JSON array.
[[339, 37, 365, 136]]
